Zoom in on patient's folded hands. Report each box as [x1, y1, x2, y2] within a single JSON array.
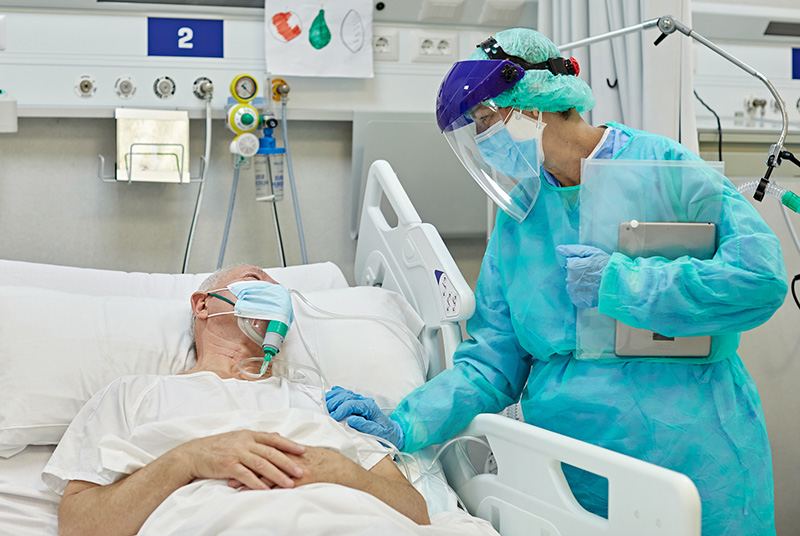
[[285, 446, 360, 487], [181, 430, 307, 491]]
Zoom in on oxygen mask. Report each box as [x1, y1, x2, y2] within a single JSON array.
[[207, 280, 294, 374]]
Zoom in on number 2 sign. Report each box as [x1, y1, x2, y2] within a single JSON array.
[[148, 18, 223, 58]]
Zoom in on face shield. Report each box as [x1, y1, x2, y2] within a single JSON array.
[[437, 40, 581, 223], [437, 59, 545, 223], [443, 101, 545, 222]]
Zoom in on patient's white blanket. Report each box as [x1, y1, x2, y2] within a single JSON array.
[[139, 479, 497, 535], [43, 372, 499, 535], [43, 372, 383, 493]]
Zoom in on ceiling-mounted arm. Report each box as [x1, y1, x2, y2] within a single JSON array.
[[558, 14, 790, 203], [558, 18, 660, 51]]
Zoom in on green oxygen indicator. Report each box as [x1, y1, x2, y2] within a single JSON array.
[[260, 320, 289, 375]]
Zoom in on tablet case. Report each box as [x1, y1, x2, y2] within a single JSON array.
[[614, 221, 716, 357]]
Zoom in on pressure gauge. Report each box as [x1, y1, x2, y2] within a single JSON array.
[[231, 74, 258, 103]]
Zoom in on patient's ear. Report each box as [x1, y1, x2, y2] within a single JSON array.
[[191, 291, 209, 319]]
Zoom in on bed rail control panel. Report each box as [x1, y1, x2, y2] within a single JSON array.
[[435, 270, 460, 318]]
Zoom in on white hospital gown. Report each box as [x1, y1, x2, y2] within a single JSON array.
[[42, 373, 500, 535], [43, 372, 386, 494]]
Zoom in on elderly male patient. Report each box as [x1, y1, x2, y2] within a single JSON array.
[[43, 265, 430, 536]]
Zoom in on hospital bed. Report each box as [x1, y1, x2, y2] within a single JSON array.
[[0, 160, 701, 535]]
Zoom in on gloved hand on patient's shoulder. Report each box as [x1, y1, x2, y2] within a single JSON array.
[[555, 244, 611, 309], [325, 386, 405, 450]]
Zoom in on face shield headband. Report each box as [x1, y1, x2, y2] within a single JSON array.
[[477, 37, 580, 78]]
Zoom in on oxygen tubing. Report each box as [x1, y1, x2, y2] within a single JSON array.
[[217, 165, 241, 270], [738, 180, 800, 214], [738, 180, 800, 254], [182, 98, 213, 273], [281, 101, 308, 264]]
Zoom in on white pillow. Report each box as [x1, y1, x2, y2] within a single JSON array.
[[0, 285, 428, 457], [280, 287, 428, 410], [0, 259, 349, 299], [0, 286, 195, 458]]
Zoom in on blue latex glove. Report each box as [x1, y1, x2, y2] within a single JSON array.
[[325, 386, 405, 449], [555, 244, 611, 308]]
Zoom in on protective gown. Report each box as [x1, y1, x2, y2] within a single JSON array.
[[391, 122, 787, 535]]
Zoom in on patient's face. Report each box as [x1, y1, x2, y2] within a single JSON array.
[[204, 265, 280, 353]]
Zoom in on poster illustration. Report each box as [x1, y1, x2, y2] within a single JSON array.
[[265, 0, 373, 78]]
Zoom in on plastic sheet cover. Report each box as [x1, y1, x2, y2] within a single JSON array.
[[576, 159, 725, 360]]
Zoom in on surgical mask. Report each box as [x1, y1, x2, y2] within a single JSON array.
[[475, 110, 545, 179], [208, 281, 294, 367], [505, 110, 546, 164]]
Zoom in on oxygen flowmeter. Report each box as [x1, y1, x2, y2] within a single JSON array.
[[226, 74, 261, 157], [219, 73, 296, 271], [225, 74, 286, 200]]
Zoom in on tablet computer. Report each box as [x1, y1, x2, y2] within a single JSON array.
[[614, 221, 716, 357]]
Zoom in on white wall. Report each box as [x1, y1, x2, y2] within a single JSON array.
[[0, 117, 357, 279], [1, 1, 799, 533]]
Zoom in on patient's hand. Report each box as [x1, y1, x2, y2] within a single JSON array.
[[181, 430, 307, 491], [235, 446, 431, 525], [287, 446, 359, 487], [233, 446, 357, 490]]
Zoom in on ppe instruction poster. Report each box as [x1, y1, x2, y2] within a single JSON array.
[[265, 0, 373, 78]]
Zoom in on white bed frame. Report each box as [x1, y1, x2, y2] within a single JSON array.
[[355, 160, 702, 536], [0, 159, 701, 536]]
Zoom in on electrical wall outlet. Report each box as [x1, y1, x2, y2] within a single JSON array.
[[411, 30, 459, 63], [372, 27, 399, 62]]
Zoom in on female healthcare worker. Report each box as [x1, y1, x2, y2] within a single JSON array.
[[327, 28, 788, 534]]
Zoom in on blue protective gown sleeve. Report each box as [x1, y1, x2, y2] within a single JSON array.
[[598, 159, 788, 338], [391, 244, 530, 453]]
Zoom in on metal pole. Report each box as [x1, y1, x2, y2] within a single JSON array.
[[182, 98, 213, 273], [558, 14, 789, 201], [558, 18, 660, 52]]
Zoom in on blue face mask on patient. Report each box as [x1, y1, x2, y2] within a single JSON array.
[[226, 281, 294, 327], [208, 281, 294, 365]]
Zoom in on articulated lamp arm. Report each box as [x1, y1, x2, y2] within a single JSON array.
[[558, 14, 793, 203]]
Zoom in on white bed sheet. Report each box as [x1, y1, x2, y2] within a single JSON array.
[[1, 443, 481, 536], [0, 420, 488, 536], [0, 445, 59, 536], [140, 480, 497, 536]]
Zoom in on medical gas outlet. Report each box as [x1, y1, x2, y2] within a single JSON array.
[[153, 76, 176, 99], [114, 76, 136, 99], [74, 75, 97, 98]]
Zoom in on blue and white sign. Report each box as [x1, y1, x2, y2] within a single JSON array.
[[793, 48, 800, 80], [148, 18, 223, 58]]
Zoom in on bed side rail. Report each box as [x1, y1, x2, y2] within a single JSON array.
[[441, 414, 701, 536], [354, 160, 475, 378]]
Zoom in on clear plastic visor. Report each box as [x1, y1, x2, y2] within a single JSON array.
[[442, 102, 541, 223]]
